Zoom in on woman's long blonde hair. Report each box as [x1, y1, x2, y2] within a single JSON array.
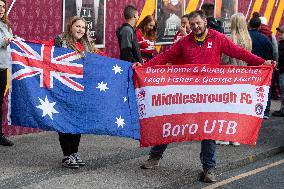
[[63, 16, 97, 54], [230, 13, 252, 51]]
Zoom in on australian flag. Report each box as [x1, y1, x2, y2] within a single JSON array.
[[7, 41, 140, 140]]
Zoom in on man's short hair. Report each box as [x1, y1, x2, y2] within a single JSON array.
[[182, 14, 190, 20], [123, 5, 137, 20], [188, 10, 206, 20], [201, 3, 215, 17], [249, 17, 261, 29]]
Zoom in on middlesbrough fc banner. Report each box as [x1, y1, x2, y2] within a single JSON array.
[[133, 64, 273, 147], [7, 40, 273, 147], [7, 41, 140, 139]]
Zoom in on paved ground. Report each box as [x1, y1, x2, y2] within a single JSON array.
[[184, 153, 284, 189], [0, 100, 283, 189]]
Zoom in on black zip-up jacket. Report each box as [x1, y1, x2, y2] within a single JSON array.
[[116, 23, 143, 63], [278, 39, 284, 74], [206, 17, 224, 33]]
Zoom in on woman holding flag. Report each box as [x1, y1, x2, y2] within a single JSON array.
[[54, 16, 102, 169], [0, 0, 14, 146]]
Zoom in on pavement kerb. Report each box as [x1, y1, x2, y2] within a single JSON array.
[[155, 146, 284, 189]]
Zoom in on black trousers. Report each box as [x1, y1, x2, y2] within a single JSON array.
[[0, 69, 7, 135], [58, 132, 81, 156]]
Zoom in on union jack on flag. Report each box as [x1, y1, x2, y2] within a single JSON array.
[[9, 40, 84, 91], [8, 40, 140, 139]]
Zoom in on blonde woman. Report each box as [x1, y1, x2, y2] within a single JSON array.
[[222, 13, 252, 66], [219, 13, 252, 146]]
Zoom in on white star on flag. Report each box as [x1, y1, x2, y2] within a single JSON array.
[[123, 97, 127, 102], [36, 96, 59, 120], [115, 116, 125, 128], [96, 81, 109, 92], [112, 64, 123, 74]]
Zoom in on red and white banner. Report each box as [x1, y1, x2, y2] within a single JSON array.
[[133, 64, 273, 147]]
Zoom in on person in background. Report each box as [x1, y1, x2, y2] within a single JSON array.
[[249, 15, 273, 119], [116, 5, 142, 63], [258, 16, 278, 61], [163, 14, 191, 65], [136, 15, 157, 62], [224, 13, 253, 66], [201, 3, 224, 33], [220, 13, 253, 146], [260, 16, 281, 100], [137, 10, 274, 183], [250, 12, 278, 62], [54, 16, 100, 169], [173, 14, 191, 43], [272, 25, 284, 117], [253, 12, 280, 100], [0, 0, 14, 146]]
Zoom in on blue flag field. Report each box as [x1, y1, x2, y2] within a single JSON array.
[[7, 41, 140, 140]]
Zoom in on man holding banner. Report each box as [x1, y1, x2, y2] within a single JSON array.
[[137, 10, 274, 183]]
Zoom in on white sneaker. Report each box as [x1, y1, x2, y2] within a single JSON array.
[[263, 115, 269, 119], [62, 155, 79, 169], [71, 153, 85, 166], [232, 142, 240, 146], [216, 140, 229, 145]]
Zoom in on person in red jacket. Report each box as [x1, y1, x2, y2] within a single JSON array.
[[136, 15, 157, 62], [137, 10, 274, 183], [173, 14, 191, 43], [144, 11, 273, 67]]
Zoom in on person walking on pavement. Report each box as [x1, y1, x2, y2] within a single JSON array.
[[0, 0, 14, 146], [116, 5, 143, 64], [135, 10, 274, 183], [272, 25, 284, 117]]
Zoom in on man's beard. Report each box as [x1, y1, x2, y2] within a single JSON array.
[[194, 27, 206, 38]]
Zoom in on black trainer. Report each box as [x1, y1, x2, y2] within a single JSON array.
[[0, 135, 14, 146], [71, 153, 85, 166], [62, 156, 79, 169]]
